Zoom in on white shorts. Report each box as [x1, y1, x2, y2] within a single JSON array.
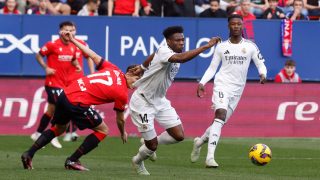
[[129, 93, 181, 134], [213, 88, 242, 113]]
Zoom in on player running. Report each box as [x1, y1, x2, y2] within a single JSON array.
[[21, 32, 141, 171], [190, 14, 267, 168], [130, 26, 221, 175]]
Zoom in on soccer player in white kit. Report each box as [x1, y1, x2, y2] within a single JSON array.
[[190, 14, 267, 168], [130, 26, 221, 175]]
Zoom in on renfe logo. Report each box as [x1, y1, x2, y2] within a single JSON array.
[[276, 102, 319, 121], [0, 87, 47, 129]]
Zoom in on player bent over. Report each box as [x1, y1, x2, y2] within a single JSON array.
[[130, 26, 221, 175], [190, 14, 267, 168], [21, 32, 141, 171]]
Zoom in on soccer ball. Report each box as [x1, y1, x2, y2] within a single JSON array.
[[248, 143, 272, 166]]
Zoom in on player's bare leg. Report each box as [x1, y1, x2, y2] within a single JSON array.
[[22, 124, 66, 170], [65, 122, 108, 171]]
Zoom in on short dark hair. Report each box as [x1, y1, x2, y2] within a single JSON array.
[[210, 0, 220, 3], [285, 59, 296, 66], [59, 21, 76, 29], [162, 26, 184, 39], [228, 14, 243, 22], [126, 64, 139, 73]]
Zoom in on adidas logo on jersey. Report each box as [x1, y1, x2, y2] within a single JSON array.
[[224, 50, 230, 54]]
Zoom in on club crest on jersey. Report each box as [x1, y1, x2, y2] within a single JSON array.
[[242, 48, 246, 54], [59, 47, 62, 52]]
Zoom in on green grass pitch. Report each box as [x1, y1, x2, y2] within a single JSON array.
[[0, 136, 319, 180]]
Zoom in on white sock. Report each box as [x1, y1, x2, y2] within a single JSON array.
[[195, 126, 210, 148], [133, 144, 154, 163], [206, 119, 224, 161], [157, 131, 178, 145]]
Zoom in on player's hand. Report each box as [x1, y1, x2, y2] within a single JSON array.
[[45, 67, 56, 75], [62, 31, 74, 42], [121, 132, 128, 144], [197, 83, 206, 98], [75, 64, 82, 72], [131, 65, 145, 76], [207, 37, 222, 48], [259, 74, 266, 84]]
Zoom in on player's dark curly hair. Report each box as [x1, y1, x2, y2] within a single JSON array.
[[59, 21, 76, 29], [162, 26, 184, 39], [126, 64, 139, 73], [228, 14, 243, 22]]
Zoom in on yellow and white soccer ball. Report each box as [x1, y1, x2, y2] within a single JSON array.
[[249, 143, 272, 166]]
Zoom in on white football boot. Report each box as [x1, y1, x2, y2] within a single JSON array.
[[71, 132, 79, 141], [190, 137, 202, 163], [140, 138, 157, 161], [205, 158, 219, 168], [132, 157, 150, 175], [63, 133, 72, 142], [51, 137, 62, 148]]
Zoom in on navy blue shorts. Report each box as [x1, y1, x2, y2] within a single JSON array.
[[51, 91, 103, 130], [45, 86, 63, 104]]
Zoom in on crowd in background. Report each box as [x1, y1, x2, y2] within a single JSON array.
[[0, 0, 319, 20]]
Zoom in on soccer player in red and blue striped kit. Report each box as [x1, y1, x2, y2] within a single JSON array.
[[21, 31, 141, 171]]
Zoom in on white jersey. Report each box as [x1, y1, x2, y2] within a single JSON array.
[[133, 44, 180, 105], [200, 38, 267, 93]]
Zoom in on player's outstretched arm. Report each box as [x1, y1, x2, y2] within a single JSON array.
[[87, 58, 95, 74], [132, 53, 155, 75], [168, 37, 221, 63], [64, 32, 103, 66], [116, 110, 127, 144]]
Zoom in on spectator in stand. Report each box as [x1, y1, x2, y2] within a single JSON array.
[[278, 0, 294, 14], [303, 0, 320, 19], [0, 0, 21, 14], [286, 0, 309, 20], [77, 0, 100, 16], [0, 0, 5, 9], [234, 0, 256, 20], [108, 0, 140, 16], [195, 0, 211, 15], [139, 0, 152, 16], [67, 0, 86, 14], [250, 0, 269, 18], [49, 0, 71, 14], [27, 0, 51, 15], [16, 0, 26, 13], [274, 59, 301, 83], [148, 0, 186, 17], [199, 0, 228, 17], [262, 0, 285, 19]]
